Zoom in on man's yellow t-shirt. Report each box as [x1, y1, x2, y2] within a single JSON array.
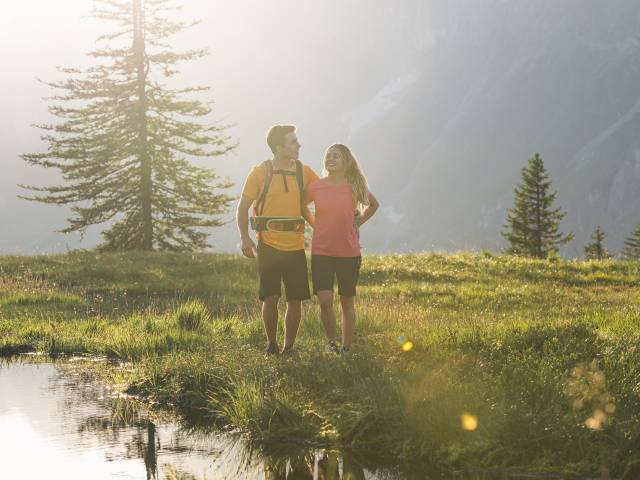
[[242, 161, 319, 251]]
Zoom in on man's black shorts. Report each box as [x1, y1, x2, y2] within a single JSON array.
[[311, 255, 362, 297], [257, 242, 311, 301]]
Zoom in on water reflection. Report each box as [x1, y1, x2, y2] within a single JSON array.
[[261, 450, 365, 480], [0, 357, 396, 479], [0, 357, 559, 480]]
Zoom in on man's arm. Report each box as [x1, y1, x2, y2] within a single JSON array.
[[301, 183, 315, 228], [237, 195, 257, 258], [302, 166, 320, 228], [305, 166, 320, 184]]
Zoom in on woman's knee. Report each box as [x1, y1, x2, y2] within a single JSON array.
[[262, 296, 279, 313], [317, 291, 333, 311], [285, 300, 301, 315], [340, 296, 355, 312]]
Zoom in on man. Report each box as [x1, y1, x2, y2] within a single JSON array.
[[236, 125, 319, 354]]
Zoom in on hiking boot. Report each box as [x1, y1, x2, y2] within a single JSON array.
[[265, 342, 280, 355], [340, 345, 351, 355], [324, 341, 339, 354]]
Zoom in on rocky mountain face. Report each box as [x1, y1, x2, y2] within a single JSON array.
[[348, 0, 640, 255]]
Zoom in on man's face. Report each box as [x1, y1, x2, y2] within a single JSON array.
[[279, 132, 301, 161]]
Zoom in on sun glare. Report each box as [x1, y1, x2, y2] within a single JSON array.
[[3, 0, 91, 23]]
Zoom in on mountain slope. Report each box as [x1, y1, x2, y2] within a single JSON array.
[[349, 0, 640, 254]]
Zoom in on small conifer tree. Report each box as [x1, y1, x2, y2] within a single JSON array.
[[584, 226, 609, 260], [503, 153, 573, 258], [623, 225, 640, 259]]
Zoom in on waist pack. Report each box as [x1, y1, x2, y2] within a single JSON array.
[[250, 216, 305, 233]]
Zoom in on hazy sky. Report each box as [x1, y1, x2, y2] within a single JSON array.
[[3, 0, 419, 169], [1, 0, 424, 252]]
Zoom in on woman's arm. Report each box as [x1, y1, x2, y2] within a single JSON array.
[[354, 193, 379, 227]]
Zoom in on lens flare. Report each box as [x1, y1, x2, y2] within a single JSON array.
[[585, 409, 607, 430], [401, 341, 413, 352], [461, 413, 478, 431]]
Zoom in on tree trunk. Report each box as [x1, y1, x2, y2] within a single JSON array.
[[134, 0, 153, 250], [144, 421, 157, 479], [535, 184, 542, 258]]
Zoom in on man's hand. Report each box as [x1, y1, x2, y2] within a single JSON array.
[[241, 236, 257, 258], [237, 195, 257, 258]]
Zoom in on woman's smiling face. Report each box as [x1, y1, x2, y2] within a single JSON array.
[[324, 146, 346, 173]]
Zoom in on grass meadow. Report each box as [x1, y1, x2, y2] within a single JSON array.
[[1, 251, 640, 477]]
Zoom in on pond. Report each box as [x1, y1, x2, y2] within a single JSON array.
[[0, 357, 571, 479], [0, 356, 408, 479]]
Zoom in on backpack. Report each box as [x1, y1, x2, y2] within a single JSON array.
[[251, 160, 306, 233]]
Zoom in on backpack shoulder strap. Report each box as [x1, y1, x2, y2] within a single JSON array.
[[295, 160, 304, 216], [255, 160, 273, 216]]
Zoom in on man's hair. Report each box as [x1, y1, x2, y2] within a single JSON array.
[[266, 125, 296, 154]]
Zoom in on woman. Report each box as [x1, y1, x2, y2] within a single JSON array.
[[304, 144, 379, 354]]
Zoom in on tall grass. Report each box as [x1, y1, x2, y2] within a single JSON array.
[[1, 251, 640, 475], [174, 299, 211, 330]]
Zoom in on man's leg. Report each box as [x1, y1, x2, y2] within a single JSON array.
[[283, 300, 302, 349], [262, 295, 279, 347], [340, 295, 356, 349], [317, 290, 336, 343], [281, 249, 311, 351], [257, 242, 282, 352]]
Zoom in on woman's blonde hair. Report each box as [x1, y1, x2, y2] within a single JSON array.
[[325, 144, 370, 207]]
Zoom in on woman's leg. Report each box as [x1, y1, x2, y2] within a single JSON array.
[[336, 256, 360, 351], [340, 295, 356, 349], [317, 290, 336, 343], [312, 256, 337, 345]]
